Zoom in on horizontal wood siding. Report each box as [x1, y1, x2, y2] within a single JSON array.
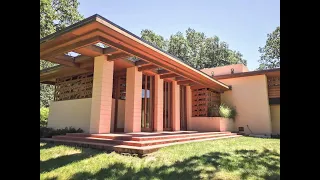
[[267, 76, 280, 98]]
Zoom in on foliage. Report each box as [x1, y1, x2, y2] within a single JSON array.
[[219, 103, 237, 119], [40, 126, 84, 138], [40, 137, 280, 180], [40, 0, 83, 107], [271, 134, 280, 139], [258, 26, 280, 70], [141, 29, 167, 50], [40, 107, 49, 127], [141, 28, 247, 69], [208, 106, 220, 117]]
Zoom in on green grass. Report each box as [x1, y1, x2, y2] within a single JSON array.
[[40, 137, 280, 180]]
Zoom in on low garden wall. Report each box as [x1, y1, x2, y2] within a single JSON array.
[[189, 117, 235, 132]]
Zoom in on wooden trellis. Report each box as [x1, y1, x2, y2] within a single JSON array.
[[267, 76, 280, 98], [112, 75, 127, 100], [54, 73, 93, 101], [192, 88, 221, 117]]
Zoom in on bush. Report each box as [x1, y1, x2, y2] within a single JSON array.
[[40, 107, 49, 127], [219, 103, 237, 119], [208, 106, 220, 117], [40, 126, 84, 138], [271, 134, 280, 139]]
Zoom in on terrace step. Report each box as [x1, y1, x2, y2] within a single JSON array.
[[53, 132, 238, 147], [41, 134, 242, 155], [131, 131, 233, 141], [65, 131, 233, 141]]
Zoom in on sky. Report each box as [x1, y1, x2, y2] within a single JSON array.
[[78, 0, 280, 71]]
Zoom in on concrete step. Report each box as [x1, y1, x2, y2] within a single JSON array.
[[65, 131, 233, 141], [41, 134, 242, 156], [131, 131, 232, 141], [53, 132, 238, 147]]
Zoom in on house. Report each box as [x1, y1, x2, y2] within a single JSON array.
[[40, 14, 280, 137]]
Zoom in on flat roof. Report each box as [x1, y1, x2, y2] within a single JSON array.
[[40, 14, 230, 92], [214, 68, 280, 80]]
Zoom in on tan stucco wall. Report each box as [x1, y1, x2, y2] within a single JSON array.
[[48, 98, 92, 132], [270, 105, 280, 135], [219, 118, 235, 132], [189, 117, 234, 132], [220, 75, 272, 135], [201, 64, 249, 76]]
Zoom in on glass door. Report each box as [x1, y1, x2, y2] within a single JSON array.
[[141, 74, 154, 132], [163, 81, 172, 130]]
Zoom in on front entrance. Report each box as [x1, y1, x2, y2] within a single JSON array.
[[163, 81, 173, 130], [141, 74, 155, 132], [180, 85, 187, 130]]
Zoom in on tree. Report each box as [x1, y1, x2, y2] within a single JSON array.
[[168, 32, 189, 63], [40, 0, 83, 107], [141, 29, 167, 50], [141, 28, 247, 69], [258, 26, 280, 70]]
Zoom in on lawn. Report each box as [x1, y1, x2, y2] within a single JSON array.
[[40, 137, 280, 180]]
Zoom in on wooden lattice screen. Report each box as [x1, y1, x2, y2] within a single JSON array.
[[54, 73, 93, 101], [267, 76, 280, 98], [112, 75, 127, 100], [192, 88, 221, 117]]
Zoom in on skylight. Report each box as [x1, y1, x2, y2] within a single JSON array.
[[127, 56, 140, 62], [95, 43, 109, 48], [66, 51, 81, 57]]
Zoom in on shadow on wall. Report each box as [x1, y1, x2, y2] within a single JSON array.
[[41, 144, 280, 180]]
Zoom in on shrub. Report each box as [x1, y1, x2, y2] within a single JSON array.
[[40, 107, 49, 127], [40, 126, 84, 138], [271, 134, 280, 139], [219, 103, 237, 119], [208, 106, 220, 117]]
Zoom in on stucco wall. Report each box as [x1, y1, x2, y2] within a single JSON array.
[[219, 118, 235, 132], [201, 64, 249, 76], [220, 75, 272, 135], [48, 98, 92, 132], [270, 105, 280, 135], [189, 117, 234, 132]]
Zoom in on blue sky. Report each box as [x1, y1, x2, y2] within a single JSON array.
[[78, 0, 279, 70]]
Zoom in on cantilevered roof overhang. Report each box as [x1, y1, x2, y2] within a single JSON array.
[[213, 68, 280, 80], [40, 14, 230, 92]]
